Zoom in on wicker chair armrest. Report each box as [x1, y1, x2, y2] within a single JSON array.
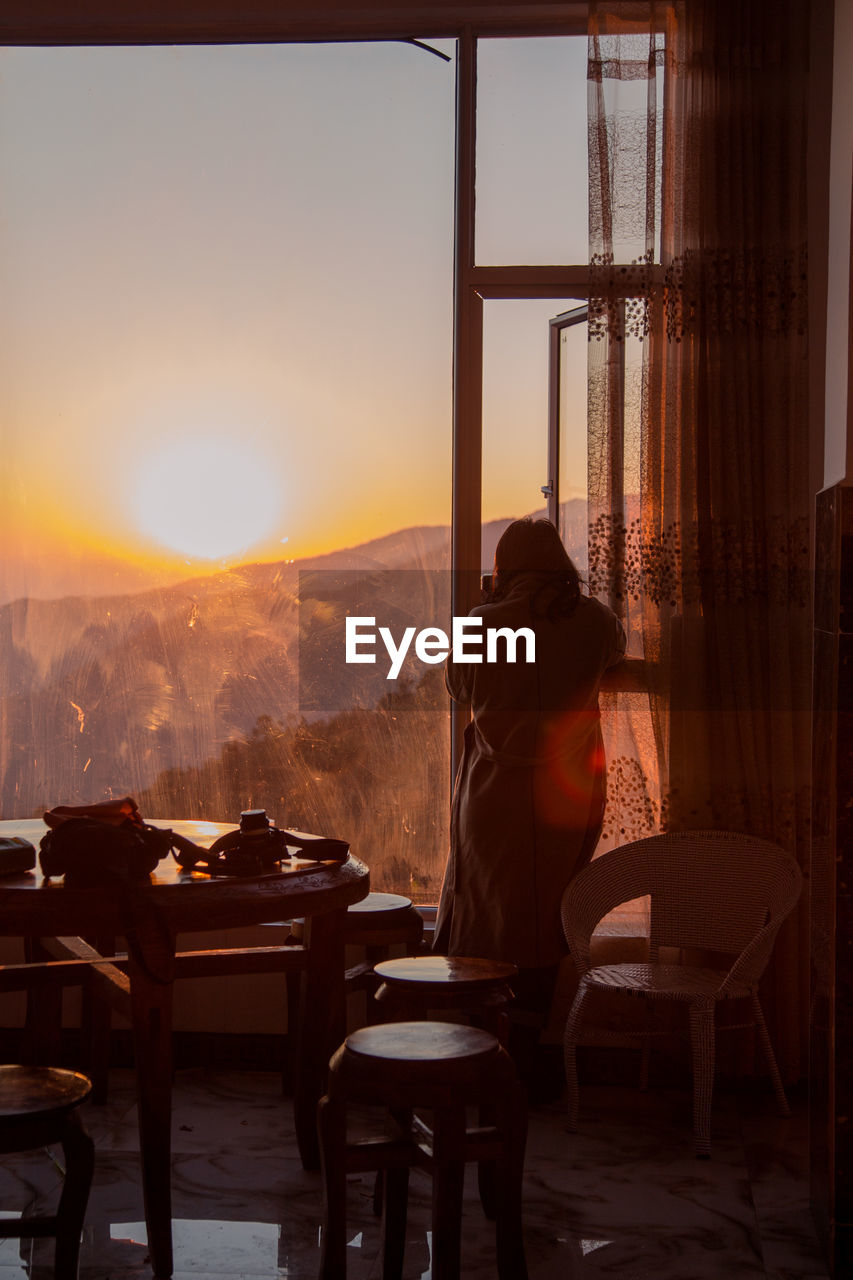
[[559, 883, 612, 976], [718, 918, 784, 994]]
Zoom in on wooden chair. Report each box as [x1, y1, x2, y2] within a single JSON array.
[[0, 1065, 94, 1280], [560, 830, 803, 1157], [317, 1020, 527, 1280]]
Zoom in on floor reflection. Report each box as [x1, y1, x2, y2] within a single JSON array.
[[0, 1068, 829, 1279]]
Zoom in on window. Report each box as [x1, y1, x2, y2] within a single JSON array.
[[1, 10, 664, 897], [0, 40, 454, 900]]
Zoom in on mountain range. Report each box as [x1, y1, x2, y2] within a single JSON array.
[[0, 503, 589, 817]]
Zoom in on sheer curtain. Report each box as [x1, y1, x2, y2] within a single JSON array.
[[587, 4, 665, 856], [587, 0, 811, 1077]]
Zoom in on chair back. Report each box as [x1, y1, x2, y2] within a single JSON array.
[[561, 830, 802, 979]]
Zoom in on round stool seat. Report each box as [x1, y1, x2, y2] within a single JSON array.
[[334, 1022, 503, 1103], [286, 892, 422, 942], [0, 1066, 92, 1120], [346, 891, 414, 926], [374, 955, 516, 990], [345, 1020, 499, 1085], [373, 956, 518, 1049]]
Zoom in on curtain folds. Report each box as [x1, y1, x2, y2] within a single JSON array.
[[587, 0, 811, 1077]]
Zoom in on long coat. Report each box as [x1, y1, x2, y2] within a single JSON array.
[[433, 576, 626, 968]]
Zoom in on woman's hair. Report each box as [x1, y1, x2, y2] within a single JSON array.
[[490, 518, 582, 619]]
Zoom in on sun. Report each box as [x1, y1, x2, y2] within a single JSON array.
[[131, 436, 281, 560]]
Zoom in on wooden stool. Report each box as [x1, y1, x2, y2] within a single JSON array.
[[341, 891, 424, 949], [318, 1021, 527, 1280], [373, 955, 517, 1043], [0, 1066, 94, 1280], [290, 891, 423, 975], [340, 892, 424, 1006], [286, 892, 424, 1052]]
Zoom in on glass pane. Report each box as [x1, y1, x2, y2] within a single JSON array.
[[481, 298, 575, 570], [476, 36, 587, 266], [555, 315, 589, 576], [0, 43, 454, 902]]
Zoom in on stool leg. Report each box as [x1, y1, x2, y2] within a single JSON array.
[[494, 1078, 528, 1280], [372, 1170, 384, 1219], [364, 946, 385, 1025], [54, 1109, 95, 1280], [476, 1102, 498, 1220], [475, 1001, 512, 1220], [380, 1164, 409, 1280], [374, 1105, 413, 1215], [318, 1093, 347, 1280], [430, 1105, 466, 1280]]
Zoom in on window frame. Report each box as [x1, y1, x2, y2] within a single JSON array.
[[451, 31, 656, 765], [546, 305, 588, 527]]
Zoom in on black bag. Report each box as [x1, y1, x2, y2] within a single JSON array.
[[39, 817, 170, 887], [39, 797, 194, 887], [38, 798, 189, 984]]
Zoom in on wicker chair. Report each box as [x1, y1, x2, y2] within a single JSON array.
[[560, 830, 803, 1157]]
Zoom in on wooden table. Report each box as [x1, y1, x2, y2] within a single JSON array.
[[0, 818, 369, 1278]]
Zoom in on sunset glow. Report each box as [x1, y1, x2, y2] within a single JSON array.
[[131, 436, 282, 560]]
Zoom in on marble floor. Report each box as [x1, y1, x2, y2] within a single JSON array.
[[0, 1067, 828, 1280]]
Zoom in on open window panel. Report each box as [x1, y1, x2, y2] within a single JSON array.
[[545, 303, 589, 571], [547, 307, 658, 939], [480, 297, 581, 571], [548, 302, 649, 661], [479, 295, 660, 886]]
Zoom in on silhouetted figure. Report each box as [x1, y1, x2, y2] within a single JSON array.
[[433, 518, 625, 1095]]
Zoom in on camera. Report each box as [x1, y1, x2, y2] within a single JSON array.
[[172, 810, 289, 876], [171, 810, 350, 876]]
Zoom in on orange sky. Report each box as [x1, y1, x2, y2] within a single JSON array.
[[0, 38, 588, 603]]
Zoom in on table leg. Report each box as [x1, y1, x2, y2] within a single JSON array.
[[128, 945, 175, 1278], [294, 909, 346, 1170], [82, 932, 115, 1104], [24, 938, 63, 1066]]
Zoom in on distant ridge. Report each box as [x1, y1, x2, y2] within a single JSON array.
[[0, 521, 453, 612], [0, 500, 591, 611], [0, 503, 590, 816]]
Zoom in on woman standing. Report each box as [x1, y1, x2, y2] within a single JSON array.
[[433, 518, 625, 1084]]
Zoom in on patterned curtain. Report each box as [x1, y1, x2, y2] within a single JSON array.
[[588, 0, 811, 1078], [587, 3, 666, 855]]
